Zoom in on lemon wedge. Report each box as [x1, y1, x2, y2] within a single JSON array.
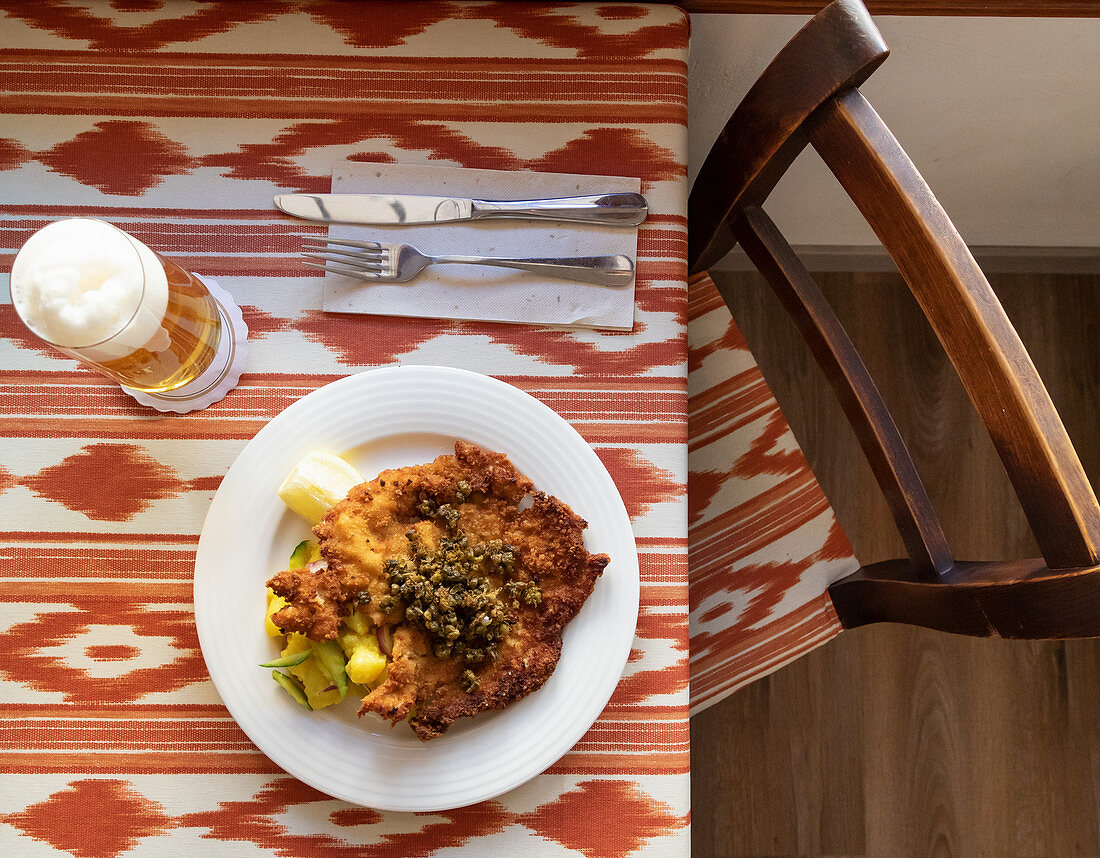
[[277, 451, 363, 524]]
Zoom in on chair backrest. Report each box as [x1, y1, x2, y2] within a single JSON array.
[[689, 0, 1100, 638]]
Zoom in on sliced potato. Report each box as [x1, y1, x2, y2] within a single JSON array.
[[343, 607, 370, 636], [339, 630, 387, 686], [264, 588, 289, 637], [283, 633, 343, 709]]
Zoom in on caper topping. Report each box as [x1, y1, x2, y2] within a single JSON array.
[[384, 528, 539, 669], [416, 496, 438, 518], [437, 504, 460, 528], [460, 669, 480, 694], [414, 493, 464, 529]]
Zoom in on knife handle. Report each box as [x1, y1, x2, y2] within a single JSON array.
[[469, 193, 647, 226]]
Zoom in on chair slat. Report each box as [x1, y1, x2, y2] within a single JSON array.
[[734, 204, 954, 579], [830, 559, 1100, 638], [688, 0, 888, 274], [807, 89, 1100, 570]]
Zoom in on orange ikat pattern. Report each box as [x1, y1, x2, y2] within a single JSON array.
[[687, 272, 858, 715], [0, 2, 692, 856]]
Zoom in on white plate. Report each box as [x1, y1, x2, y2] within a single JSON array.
[[194, 366, 640, 811]]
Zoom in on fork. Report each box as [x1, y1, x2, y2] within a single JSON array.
[[302, 238, 635, 288]]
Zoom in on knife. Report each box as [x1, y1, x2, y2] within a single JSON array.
[[273, 192, 647, 226]]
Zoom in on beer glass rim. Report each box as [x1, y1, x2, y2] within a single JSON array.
[[9, 217, 151, 350]]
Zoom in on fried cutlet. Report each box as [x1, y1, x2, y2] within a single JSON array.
[[265, 561, 348, 641], [267, 441, 608, 740]]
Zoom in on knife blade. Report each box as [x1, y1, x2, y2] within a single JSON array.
[[273, 192, 647, 226]]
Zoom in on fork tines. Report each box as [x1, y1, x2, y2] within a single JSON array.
[[301, 237, 389, 279]]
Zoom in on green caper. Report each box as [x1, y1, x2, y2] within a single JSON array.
[[460, 669, 480, 693], [382, 508, 540, 668]]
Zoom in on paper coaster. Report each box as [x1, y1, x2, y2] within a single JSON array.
[[123, 275, 249, 414]]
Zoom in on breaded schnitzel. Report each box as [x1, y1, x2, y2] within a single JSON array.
[[267, 441, 608, 740]]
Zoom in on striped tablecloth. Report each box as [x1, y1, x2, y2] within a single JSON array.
[[0, 3, 690, 856]]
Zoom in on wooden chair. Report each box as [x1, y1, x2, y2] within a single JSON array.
[[688, 0, 1100, 676]]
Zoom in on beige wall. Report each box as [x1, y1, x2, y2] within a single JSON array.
[[689, 15, 1100, 249]]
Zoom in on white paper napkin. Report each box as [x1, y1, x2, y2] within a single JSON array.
[[320, 163, 640, 331]]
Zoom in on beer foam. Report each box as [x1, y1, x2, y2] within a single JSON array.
[[11, 219, 168, 353]]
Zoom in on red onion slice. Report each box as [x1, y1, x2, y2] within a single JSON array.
[[376, 624, 394, 657]]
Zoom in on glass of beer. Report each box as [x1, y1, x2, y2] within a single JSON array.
[[9, 218, 237, 398]]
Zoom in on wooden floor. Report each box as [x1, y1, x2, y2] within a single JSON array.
[[691, 269, 1100, 858]]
